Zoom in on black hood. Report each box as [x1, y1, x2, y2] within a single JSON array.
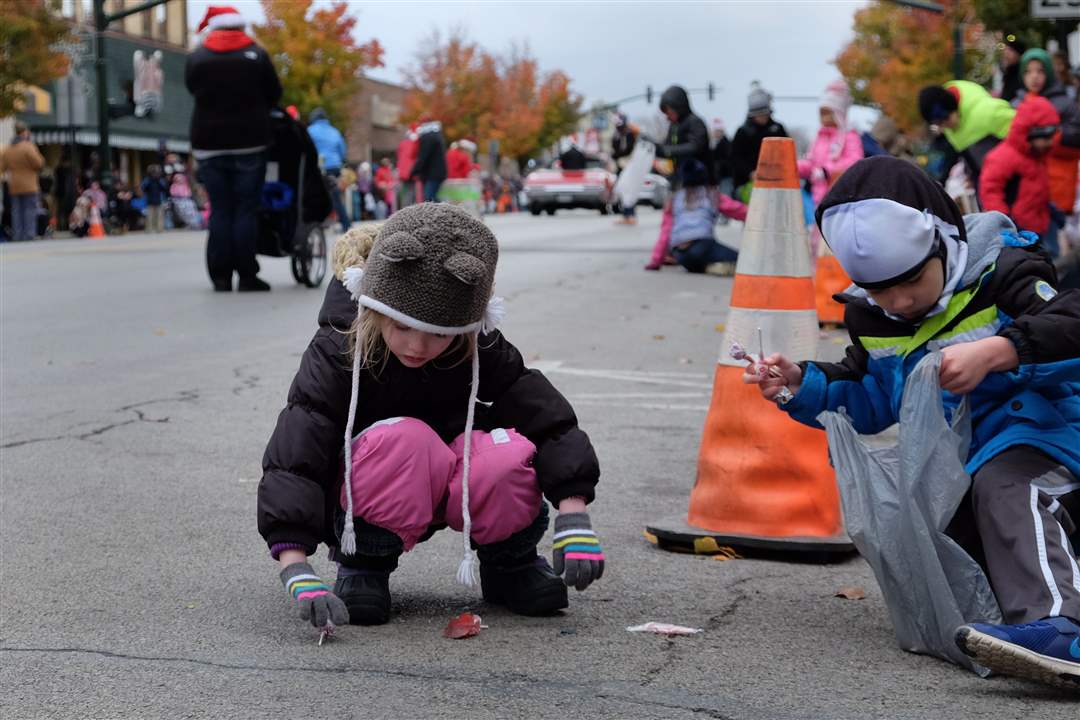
[[659, 85, 692, 121], [318, 277, 359, 331], [815, 156, 967, 243]]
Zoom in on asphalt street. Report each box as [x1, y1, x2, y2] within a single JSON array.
[[1, 210, 1076, 719]]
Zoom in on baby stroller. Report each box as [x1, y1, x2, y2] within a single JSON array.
[[258, 108, 332, 287]]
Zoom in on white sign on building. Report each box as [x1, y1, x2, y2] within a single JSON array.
[[1031, 0, 1080, 19]]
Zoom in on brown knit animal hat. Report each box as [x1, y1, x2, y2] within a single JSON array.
[[349, 203, 499, 334]]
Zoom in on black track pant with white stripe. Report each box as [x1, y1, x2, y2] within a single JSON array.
[[947, 445, 1080, 624]]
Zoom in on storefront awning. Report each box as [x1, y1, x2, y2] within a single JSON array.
[[31, 129, 190, 153]]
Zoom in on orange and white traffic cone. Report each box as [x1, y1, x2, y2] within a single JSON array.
[[646, 137, 852, 557], [88, 204, 106, 239], [812, 225, 850, 326]]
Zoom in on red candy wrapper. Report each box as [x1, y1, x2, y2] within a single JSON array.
[[443, 612, 483, 639]]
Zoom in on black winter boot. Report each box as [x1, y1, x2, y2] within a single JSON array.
[[333, 569, 391, 625], [481, 555, 568, 616]]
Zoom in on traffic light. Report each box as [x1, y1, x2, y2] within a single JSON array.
[[645, 85, 653, 104], [707, 82, 715, 101]]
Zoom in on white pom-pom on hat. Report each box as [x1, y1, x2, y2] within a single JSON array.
[[481, 296, 506, 334], [343, 266, 364, 300]]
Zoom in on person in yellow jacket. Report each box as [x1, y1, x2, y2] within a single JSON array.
[[918, 80, 1015, 192], [1, 122, 45, 241]]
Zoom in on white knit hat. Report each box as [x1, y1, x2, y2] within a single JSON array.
[[819, 79, 852, 158]]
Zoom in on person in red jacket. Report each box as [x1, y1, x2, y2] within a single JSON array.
[[445, 141, 472, 180], [979, 95, 1059, 237], [395, 125, 419, 208]]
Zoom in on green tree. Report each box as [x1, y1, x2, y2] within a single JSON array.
[[972, 0, 1058, 48], [254, 0, 383, 128], [0, 0, 71, 118]]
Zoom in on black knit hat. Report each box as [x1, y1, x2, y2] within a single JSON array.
[[918, 85, 958, 124], [1003, 33, 1026, 55], [355, 203, 499, 334]]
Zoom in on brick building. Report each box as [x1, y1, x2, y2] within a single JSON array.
[[343, 76, 409, 165]]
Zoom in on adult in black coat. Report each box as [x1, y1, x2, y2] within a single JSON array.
[[611, 113, 639, 223], [710, 120, 734, 190], [559, 144, 587, 170], [186, 8, 282, 291], [729, 82, 788, 192], [999, 34, 1026, 104], [610, 113, 637, 172], [652, 85, 711, 189], [409, 120, 448, 202]]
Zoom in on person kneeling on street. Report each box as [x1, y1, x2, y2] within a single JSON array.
[[745, 156, 1080, 691], [259, 206, 605, 630], [668, 159, 743, 276]]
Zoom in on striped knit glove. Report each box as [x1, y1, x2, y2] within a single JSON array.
[[553, 512, 605, 591], [280, 562, 350, 628]]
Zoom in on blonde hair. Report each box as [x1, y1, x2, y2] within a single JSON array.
[[337, 222, 478, 374], [349, 309, 477, 374], [332, 224, 381, 282]]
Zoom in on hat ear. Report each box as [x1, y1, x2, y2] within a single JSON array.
[[377, 231, 425, 263], [444, 251, 487, 286]]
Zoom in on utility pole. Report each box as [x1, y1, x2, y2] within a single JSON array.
[[93, 0, 171, 191]]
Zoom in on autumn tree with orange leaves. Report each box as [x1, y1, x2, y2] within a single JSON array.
[[254, 0, 384, 128], [835, 0, 995, 135], [402, 31, 582, 165], [0, 0, 71, 118]]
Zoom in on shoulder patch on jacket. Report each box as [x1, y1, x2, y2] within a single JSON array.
[[1034, 280, 1057, 301], [1001, 230, 1038, 248]]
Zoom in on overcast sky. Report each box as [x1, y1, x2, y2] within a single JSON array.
[[188, 0, 876, 136]]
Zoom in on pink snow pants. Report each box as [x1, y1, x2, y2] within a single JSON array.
[[339, 418, 542, 551]]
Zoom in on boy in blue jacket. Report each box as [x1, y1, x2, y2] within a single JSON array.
[[746, 157, 1080, 690]]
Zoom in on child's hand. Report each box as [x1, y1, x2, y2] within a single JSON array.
[[742, 353, 802, 402], [280, 562, 350, 628], [939, 336, 1019, 395], [552, 512, 605, 591]]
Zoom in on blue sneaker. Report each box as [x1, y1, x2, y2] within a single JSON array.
[[955, 616, 1080, 691]]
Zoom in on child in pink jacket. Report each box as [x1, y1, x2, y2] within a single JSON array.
[[799, 79, 864, 207], [800, 79, 864, 262]]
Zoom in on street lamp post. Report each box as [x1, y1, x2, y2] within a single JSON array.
[[92, 0, 171, 192]]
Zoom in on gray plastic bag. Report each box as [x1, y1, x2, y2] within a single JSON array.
[[817, 352, 1002, 674]]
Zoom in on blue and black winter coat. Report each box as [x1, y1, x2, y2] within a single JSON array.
[[783, 212, 1080, 479]]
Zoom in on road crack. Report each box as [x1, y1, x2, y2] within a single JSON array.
[[1, 645, 767, 718], [2, 391, 197, 449], [231, 366, 261, 396]]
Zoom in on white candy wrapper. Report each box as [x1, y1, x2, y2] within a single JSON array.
[[627, 622, 703, 636]]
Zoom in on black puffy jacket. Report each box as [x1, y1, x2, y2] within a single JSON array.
[[257, 279, 600, 552], [185, 41, 282, 152], [655, 85, 711, 187], [730, 117, 788, 189], [410, 123, 448, 183]]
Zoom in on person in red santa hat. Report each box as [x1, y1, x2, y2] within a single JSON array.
[[185, 6, 282, 292]]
